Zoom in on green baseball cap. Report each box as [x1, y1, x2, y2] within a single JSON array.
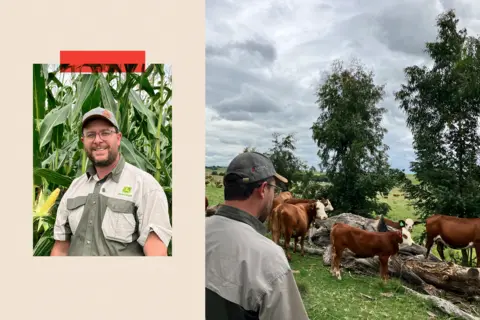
[[82, 107, 119, 130], [224, 152, 288, 184]]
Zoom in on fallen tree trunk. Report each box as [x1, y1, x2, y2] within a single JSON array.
[[403, 260, 480, 296], [277, 239, 325, 256]]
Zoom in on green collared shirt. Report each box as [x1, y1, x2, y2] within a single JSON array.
[[53, 156, 172, 256], [205, 205, 310, 320]]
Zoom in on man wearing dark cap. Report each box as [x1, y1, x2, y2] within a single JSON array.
[[50, 107, 172, 256], [205, 152, 310, 320]]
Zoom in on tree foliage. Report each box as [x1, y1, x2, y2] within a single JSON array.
[[311, 59, 402, 217], [266, 133, 308, 190], [395, 10, 480, 224]]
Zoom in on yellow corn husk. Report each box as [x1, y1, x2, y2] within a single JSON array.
[[36, 188, 60, 216]]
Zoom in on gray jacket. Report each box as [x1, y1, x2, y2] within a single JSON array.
[[205, 205, 309, 320]]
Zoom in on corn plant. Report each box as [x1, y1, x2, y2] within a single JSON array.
[[33, 63, 173, 256]]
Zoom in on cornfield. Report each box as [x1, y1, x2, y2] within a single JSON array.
[[33, 63, 173, 256]]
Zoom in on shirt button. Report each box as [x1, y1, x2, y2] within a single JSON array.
[[87, 241, 91, 244], [89, 220, 93, 225], [93, 201, 96, 204]]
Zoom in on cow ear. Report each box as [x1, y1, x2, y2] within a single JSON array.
[[399, 220, 406, 227], [413, 220, 421, 225]]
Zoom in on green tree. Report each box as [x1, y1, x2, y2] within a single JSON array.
[[265, 132, 308, 190], [395, 10, 480, 266], [311, 59, 402, 217]]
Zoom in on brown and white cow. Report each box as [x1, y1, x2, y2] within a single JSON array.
[[374, 216, 421, 233], [274, 199, 329, 261], [424, 214, 480, 267], [307, 197, 334, 242], [330, 220, 414, 282]]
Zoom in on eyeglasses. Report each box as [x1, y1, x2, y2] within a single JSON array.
[[83, 129, 117, 141], [267, 183, 283, 196]]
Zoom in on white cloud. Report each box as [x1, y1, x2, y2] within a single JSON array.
[[206, 0, 480, 172]]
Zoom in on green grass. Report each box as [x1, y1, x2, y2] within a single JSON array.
[[289, 252, 459, 320], [206, 183, 224, 206]]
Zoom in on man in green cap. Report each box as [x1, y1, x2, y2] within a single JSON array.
[[205, 152, 310, 320], [50, 107, 172, 256]]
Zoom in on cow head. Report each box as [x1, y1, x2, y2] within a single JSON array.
[[320, 197, 334, 211], [402, 219, 413, 232], [315, 200, 328, 220]]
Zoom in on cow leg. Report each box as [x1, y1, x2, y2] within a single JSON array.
[[330, 246, 336, 276], [293, 235, 298, 253], [424, 235, 435, 260], [436, 241, 446, 261], [333, 248, 344, 280], [379, 255, 390, 283], [300, 234, 306, 256], [284, 229, 292, 261], [271, 209, 280, 245]]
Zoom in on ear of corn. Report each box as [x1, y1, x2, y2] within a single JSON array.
[[34, 188, 60, 217]]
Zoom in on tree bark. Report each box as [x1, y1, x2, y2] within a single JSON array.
[[403, 260, 480, 296]]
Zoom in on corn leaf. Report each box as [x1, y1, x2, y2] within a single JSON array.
[[121, 137, 156, 172], [38, 105, 72, 149], [34, 168, 73, 188], [129, 90, 157, 136]]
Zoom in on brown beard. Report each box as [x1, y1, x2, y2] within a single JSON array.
[[86, 147, 118, 167], [258, 198, 273, 223]]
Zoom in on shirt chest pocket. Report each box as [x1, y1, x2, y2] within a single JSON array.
[[102, 198, 137, 243], [66, 196, 88, 235]]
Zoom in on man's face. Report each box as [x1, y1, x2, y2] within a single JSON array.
[[81, 118, 122, 167], [258, 180, 277, 223]]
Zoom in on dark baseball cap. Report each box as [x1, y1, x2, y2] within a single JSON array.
[[82, 107, 119, 130], [224, 152, 288, 184]]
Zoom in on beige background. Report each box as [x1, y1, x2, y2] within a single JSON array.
[[0, 0, 205, 319]]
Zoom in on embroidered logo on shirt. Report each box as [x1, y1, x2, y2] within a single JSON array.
[[118, 186, 132, 196]]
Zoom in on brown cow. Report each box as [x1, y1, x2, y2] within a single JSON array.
[[330, 221, 414, 282], [424, 214, 480, 267], [266, 191, 293, 232], [273, 197, 334, 244], [274, 199, 329, 261]]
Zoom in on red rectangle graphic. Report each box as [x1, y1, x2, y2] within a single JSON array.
[[60, 50, 145, 73]]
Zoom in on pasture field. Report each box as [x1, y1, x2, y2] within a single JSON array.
[[205, 170, 476, 319], [289, 252, 455, 320]]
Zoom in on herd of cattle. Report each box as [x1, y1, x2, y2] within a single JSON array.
[[205, 191, 480, 282]]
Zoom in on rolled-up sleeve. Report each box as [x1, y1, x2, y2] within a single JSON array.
[[136, 188, 172, 248], [53, 196, 72, 241], [259, 270, 310, 320]]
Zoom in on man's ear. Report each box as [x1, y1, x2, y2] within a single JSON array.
[[258, 181, 268, 199]]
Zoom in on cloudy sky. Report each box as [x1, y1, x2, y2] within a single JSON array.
[[205, 0, 480, 172]]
